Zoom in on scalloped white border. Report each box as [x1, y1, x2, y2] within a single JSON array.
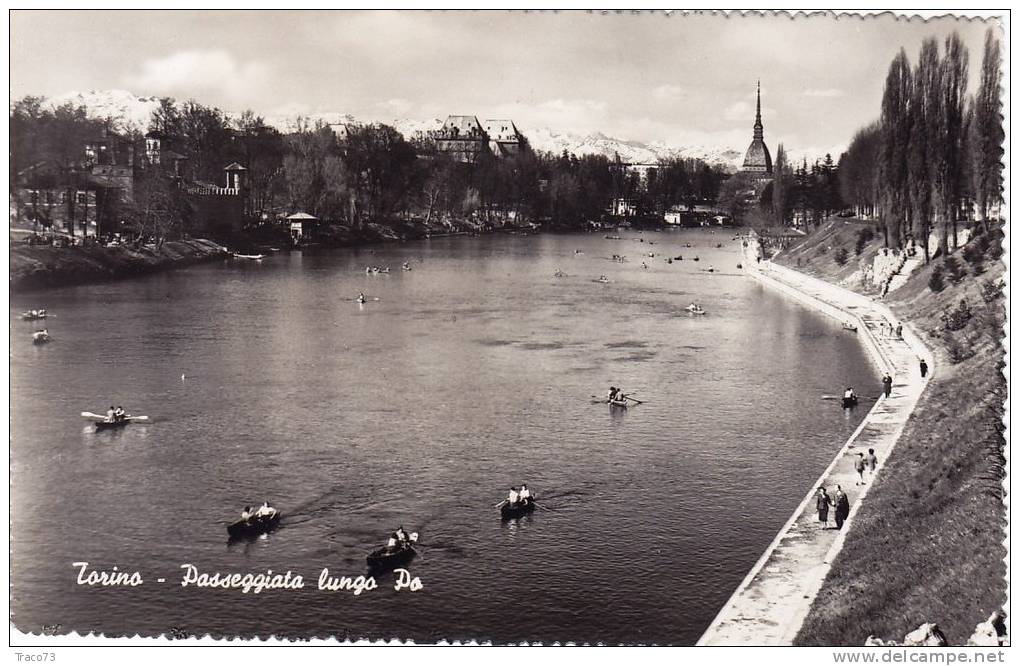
[[4, 5, 1010, 658]]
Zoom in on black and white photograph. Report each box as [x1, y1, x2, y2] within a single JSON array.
[[6, 8, 1009, 655]]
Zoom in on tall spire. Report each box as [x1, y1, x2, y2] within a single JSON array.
[[753, 79, 764, 140]]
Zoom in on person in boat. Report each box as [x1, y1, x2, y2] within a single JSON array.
[[357, 293, 366, 303], [507, 486, 520, 506], [106, 406, 116, 422], [386, 532, 399, 553], [114, 406, 127, 422], [608, 386, 619, 402], [395, 525, 409, 544], [844, 387, 857, 401], [255, 501, 275, 518], [241, 506, 253, 521], [518, 484, 532, 505]]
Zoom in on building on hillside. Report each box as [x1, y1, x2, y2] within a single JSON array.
[[435, 115, 529, 163], [483, 119, 525, 157], [435, 115, 490, 163]]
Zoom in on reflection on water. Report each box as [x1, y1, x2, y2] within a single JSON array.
[[10, 229, 877, 644]]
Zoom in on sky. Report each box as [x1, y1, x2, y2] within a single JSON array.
[[9, 10, 1001, 156]]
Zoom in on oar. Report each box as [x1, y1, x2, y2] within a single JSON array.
[[494, 499, 508, 508], [622, 394, 644, 404], [534, 502, 556, 512]]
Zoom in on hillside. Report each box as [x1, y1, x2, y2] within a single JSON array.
[[776, 220, 1007, 646]]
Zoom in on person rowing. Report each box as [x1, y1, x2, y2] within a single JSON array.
[[357, 293, 366, 304], [608, 386, 619, 402], [518, 484, 532, 505], [395, 525, 410, 545], [114, 406, 126, 422], [255, 501, 276, 518], [507, 486, 520, 506], [844, 386, 857, 401], [105, 405, 116, 422], [240, 506, 253, 521]]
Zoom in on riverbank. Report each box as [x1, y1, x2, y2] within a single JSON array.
[[775, 222, 1007, 646], [698, 246, 933, 645], [9, 238, 229, 291]]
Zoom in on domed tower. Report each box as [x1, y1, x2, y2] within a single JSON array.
[[741, 81, 773, 174]]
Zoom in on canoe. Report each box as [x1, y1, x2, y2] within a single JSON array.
[[227, 511, 282, 540], [366, 544, 416, 571], [500, 499, 537, 519], [842, 396, 859, 408]]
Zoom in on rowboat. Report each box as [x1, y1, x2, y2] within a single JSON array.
[[501, 499, 537, 519], [233, 253, 264, 260], [227, 511, 282, 540], [366, 544, 416, 571], [608, 399, 629, 408], [32, 331, 51, 344], [81, 411, 150, 429], [842, 323, 858, 332], [21, 310, 47, 321], [685, 305, 707, 315], [842, 396, 859, 409]]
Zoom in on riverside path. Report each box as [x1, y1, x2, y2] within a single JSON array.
[[697, 259, 932, 646]]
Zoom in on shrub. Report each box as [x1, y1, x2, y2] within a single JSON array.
[[942, 331, 976, 364], [941, 298, 973, 332], [929, 264, 946, 293], [962, 237, 987, 275], [834, 246, 849, 266], [817, 245, 828, 255], [982, 279, 1003, 304], [854, 227, 874, 256], [943, 255, 967, 284]]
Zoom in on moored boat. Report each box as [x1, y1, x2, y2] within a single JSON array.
[[233, 253, 265, 260], [227, 511, 282, 540]]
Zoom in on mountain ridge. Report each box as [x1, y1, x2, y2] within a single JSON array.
[[44, 89, 747, 169]]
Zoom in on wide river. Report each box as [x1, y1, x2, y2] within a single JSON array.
[[11, 228, 878, 644]]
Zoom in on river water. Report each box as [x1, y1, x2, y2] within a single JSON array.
[[10, 229, 877, 644]]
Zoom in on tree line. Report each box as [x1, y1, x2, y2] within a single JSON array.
[[837, 28, 1003, 262], [11, 95, 732, 238]]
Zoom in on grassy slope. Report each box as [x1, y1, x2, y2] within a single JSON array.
[[774, 220, 1007, 646]]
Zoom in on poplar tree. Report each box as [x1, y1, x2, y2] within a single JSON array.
[[879, 49, 912, 249], [972, 28, 1004, 232], [908, 38, 940, 262], [933, 32, 969, 254], [772, 143, 788, 226]]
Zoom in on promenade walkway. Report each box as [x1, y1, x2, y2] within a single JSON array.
[[697, 259, 932, 646]]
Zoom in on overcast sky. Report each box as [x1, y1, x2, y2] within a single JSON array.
[[10, 10, 1000, 155]]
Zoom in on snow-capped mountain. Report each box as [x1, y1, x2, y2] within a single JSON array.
[[41, 89, 745, 169]]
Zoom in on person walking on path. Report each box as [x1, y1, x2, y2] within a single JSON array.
[[895, 323, 903, 339], [919, 358, 929, 379], [816, 487, 831, 528], [854, 453, 866, 485], [865, 448, 879, 480], [832, 486, 851, 530], [882, 373, 893, 398]]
